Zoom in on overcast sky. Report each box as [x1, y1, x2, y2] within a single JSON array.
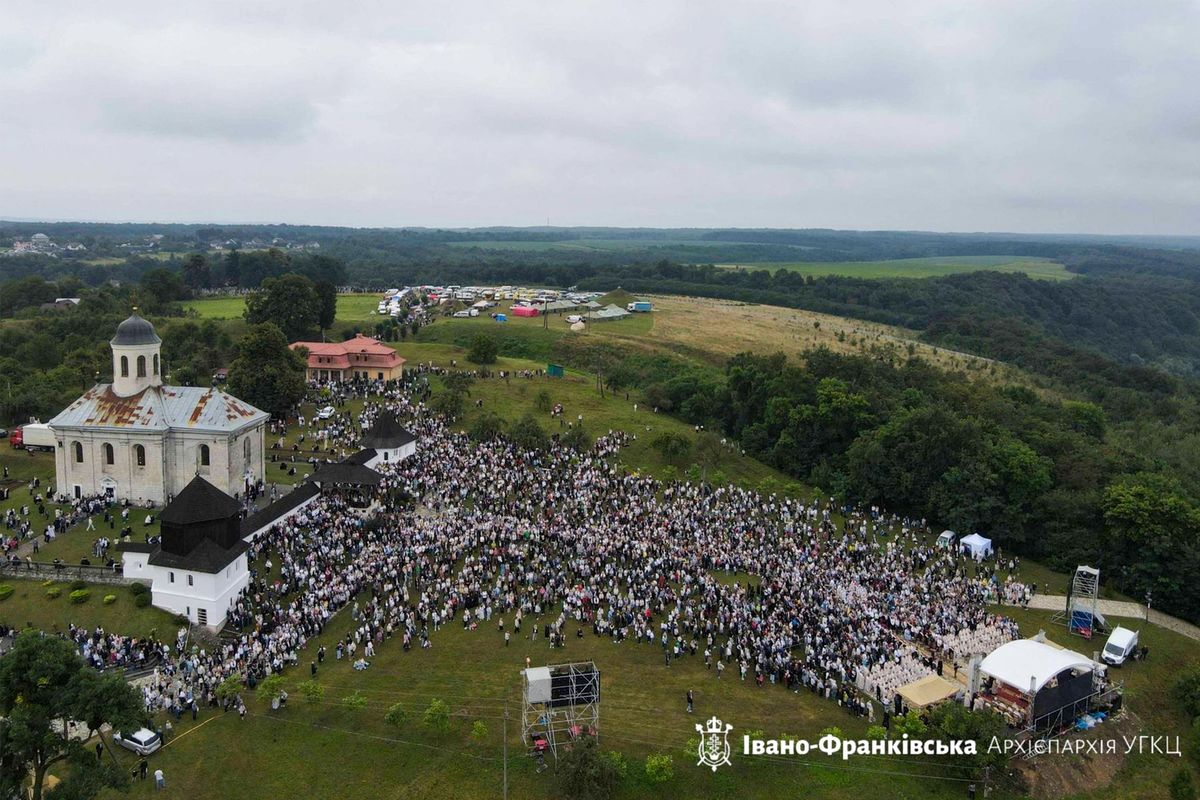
[[1, 1, 1198, 233]]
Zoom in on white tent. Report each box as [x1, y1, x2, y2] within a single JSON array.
[[979, 639, 1094, 694], [936, 530, 956, 548], [959, 532, 993, 559]]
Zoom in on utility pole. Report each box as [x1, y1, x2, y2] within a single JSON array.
[[502, 692, 509, 800]]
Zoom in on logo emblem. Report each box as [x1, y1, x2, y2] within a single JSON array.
[[695, 716, 733, 771]]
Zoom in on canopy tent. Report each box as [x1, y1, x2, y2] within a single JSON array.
[[979, 639, 1094, 695], [936, 530, 956, 548], [897, 674, 960, 709], [959, 532, 993, 559]]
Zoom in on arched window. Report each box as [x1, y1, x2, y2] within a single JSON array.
[[243, 437, 251, 466], [134, 444, 146, 467], [120, 356, 129, 377], [199, 444, 210, 467], [153, 354, 159, 375], [103, 443, 114, 465], [136, 355, 147, 378], [73, 441, 83, 463]]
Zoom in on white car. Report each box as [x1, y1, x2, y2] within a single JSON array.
[[1102, 626, 1139, 666], [453, 310, 472, 318], [114, 728, 162, 756], [317, 406, 335, 420]]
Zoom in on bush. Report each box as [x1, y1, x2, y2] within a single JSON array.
[[1175, 666, 1200, 719], [422, 698, 451, 733], [69, 579, 88, 591], [173, 614, 188, 625], [554, 738, 621, 800], [1170, 768, 1196, 800], [103, 594, 117, 605], [384, 702, 407, 727], [470, 720, 488, 741], [342, 691, 367, 711], [134, 593, 152, 608], [297, 679, 325, 704], [45, 587, 62, 599], [68, 589, 90, 604], [0, 584, 14, 601], [467, 333, 498, 364], [644, 754, 674, 784], [258, 675, 285, 705], [602, 750, 628, 779], [129, 582, 149, 595]]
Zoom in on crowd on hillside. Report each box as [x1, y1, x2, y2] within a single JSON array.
[[5, 376, 1029, 727]]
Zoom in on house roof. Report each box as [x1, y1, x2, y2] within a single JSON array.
[[309, 462, 383, 486], [290, 334, 406, 369], [241, 482, 320, 536], [147, 536, 249, 573], [48, 385, 268, 433], [161, 476, 243, 525], [359, 414, 415, 449]]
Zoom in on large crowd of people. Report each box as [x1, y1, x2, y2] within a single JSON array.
[[7, 375, 1030, 727]]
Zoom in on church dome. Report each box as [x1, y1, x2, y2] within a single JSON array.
[[111, 312, 161, 346]]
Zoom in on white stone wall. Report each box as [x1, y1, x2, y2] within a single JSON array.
[[123, 552, 250, 629]]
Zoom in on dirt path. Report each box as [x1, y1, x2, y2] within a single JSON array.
[[1026, 594, 1200, 641]]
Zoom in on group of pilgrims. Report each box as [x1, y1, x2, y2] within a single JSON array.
[[27, 375, 1031, 722]]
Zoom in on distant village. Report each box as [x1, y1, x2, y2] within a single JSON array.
[[1, 231, 321, 259]]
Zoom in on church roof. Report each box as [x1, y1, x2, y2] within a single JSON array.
[[48, 384, 268, 433], [148, 536, 249, 573], [359, 414, 416, 449], [111, 313, 161, 346], [161, 476, 243, 525]]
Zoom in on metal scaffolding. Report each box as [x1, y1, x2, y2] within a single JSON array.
[[521, 661, 600, 762], [1052, 565, 1102, 639]]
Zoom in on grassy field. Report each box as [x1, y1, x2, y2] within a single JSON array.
[[716, 255, 1073, 281], [181, 293, 381, 325]]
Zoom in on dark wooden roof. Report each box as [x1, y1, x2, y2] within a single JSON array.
[[160, 476, 242, 525], [359, 414, 416, 450], [310, 462, 382, 486], [241, 483, 320, 536]]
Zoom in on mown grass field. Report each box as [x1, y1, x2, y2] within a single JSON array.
[[716, 255, 1073, 281]]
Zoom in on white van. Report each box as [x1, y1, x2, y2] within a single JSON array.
[[1102, 626, 1139, 666]]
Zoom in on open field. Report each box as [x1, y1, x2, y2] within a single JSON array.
[[0, 577, 176, 637], [181, 293, 381, 325], [716, 255, 1073, 281]]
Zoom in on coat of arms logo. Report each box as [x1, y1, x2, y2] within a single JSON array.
[[695, 715, 733, 771]]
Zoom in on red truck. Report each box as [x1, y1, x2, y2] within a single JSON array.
[[8, 422, 55, 451]]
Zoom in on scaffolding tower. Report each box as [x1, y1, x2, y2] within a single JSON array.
[[1052, 566, 1102, 639], [521, 662, 600, 761]]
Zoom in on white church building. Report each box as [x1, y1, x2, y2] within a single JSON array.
[[48, 312, 268, 505]]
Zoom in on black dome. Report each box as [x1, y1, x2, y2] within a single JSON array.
[[111, 313, 161, 346]]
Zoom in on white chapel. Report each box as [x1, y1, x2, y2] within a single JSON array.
[[48, 312, 269, 505]]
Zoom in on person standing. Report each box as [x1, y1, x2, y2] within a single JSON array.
[[154, 769, 165, 791], [686, 689, 694, 714]]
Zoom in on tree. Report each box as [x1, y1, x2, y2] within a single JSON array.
[[384, 703, 407, 727], [244, 273, 320, 341], [430, 392, 464, 420], [443, 372, 476, 397], [652, 432, 692, 465], [423, 699, 451, 733], [1175, 666, 1200, 719], [1171, 768, 1197, 800], [467, 334, 499, 364], [297, 680, 325, 704], [181, 253, 211, 290], [643, 753, 674, 784], [562, 424, 591, 451], [925, 703, 1009, 777], [535, 389, 553, 413], [554, 738, 620, 800], [0, 631, 145, 800], [469, 412, 506, 442], [315, 281, 338, 333], [227, 323, 307, 417], [509, 413, 550, 451], [257, 675, 285, 706], [138, 268, 184, 311], [694, 431, 724, 480]]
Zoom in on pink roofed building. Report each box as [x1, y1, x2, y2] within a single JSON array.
[[290, 334, 406, 382]]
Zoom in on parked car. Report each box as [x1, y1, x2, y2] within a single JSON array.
[[114, 728, 162, 756], [452, 310, 472, 318], [317, 406, 335, 420]]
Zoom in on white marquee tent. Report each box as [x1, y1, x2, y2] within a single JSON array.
[[959, 532, 993, 559], [979, 639, 1095, 694]]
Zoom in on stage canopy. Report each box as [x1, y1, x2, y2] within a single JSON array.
[[979, 639, 1094, 695], [897, 674, 960, 709]]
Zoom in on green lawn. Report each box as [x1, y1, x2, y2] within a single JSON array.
[[0, 577, 176, 637], [715, 256, 1073, 281]]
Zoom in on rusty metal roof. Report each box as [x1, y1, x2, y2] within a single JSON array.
[[49, 384, 267, 433]]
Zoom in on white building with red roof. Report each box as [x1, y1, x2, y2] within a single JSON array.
[[289, 333, 406, 382]]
